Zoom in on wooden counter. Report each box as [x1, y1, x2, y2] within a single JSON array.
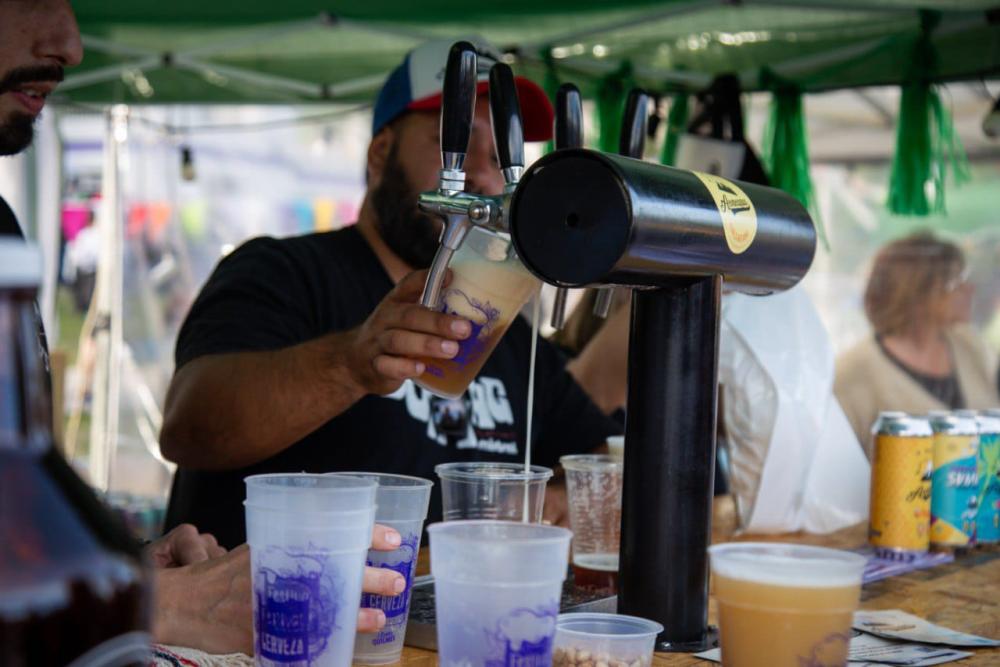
[[398, 496, 1000, 666]]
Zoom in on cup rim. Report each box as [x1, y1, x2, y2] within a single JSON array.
[[434, 462, 553, 482], [559, 454, 623, 471], [427, 519, 571, 545], [328, 471, 434, 489], [556, 612, 664, 638], [245, 472, 377, 492], [708, 541, 867, 586]]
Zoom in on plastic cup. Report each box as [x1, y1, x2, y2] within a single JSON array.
[[606, 436, 624, 462], [333, 473, 433, 665], [553, 613, 663, 666], [708, 542, 867, 667], [429, 520, 572, 666], [435, 462, 553, 522], [244, 474, 377, 667], [561, 455, 623, 595]]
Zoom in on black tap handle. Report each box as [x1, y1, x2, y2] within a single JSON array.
[[555, 83, 583, 150], [441, 41, 478, 157], [488, 63, 524, 171], [619, 88, 651, 159]]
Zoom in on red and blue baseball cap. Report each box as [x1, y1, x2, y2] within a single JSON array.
[[372, 37, 554, 142]]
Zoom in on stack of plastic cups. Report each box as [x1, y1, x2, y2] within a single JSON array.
[[435, 462, 552, 521], [429, 521, 572, 665], [342, 473, 433, 665], [245, 473, 377, 667]]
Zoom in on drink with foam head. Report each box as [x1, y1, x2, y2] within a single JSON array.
[[416, 227, 539, 399], [709, 542, 866, 667]]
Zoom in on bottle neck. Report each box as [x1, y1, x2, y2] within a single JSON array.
[[0, 290, 53, 453]]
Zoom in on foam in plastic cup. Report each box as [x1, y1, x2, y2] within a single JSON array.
[[554, 613, 663, 666], [561, 455, 623, 595], [435, 462, 552, 522], [331, 473, 433, 665], [708, 542, 866, 667], [429, 520, 572, 666], [606, 436, 624, 462], [244, 473, 377, 667]]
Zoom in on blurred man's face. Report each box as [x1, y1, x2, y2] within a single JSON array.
[[0, 0, 83, 155], [369, 98, 505, 269]]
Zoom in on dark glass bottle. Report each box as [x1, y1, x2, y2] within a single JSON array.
[[0, 241, 151, 666]]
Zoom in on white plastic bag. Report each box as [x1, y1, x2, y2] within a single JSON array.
[[719, 286, 870, 533]]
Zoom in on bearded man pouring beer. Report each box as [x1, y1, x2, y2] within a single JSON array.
[[160, 38, 621, 549]]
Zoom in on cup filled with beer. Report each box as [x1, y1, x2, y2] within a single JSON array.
[[708, 542, 866, 667], [429, 520, 572, 666], [244, 474, 377, 667], [560, 454, 623, 595], [415, 226, 540, 399], [436, 461, 552, 522]]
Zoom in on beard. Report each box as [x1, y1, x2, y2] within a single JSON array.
[[370, 143, 441, 270], [0, 110, 35, 156]]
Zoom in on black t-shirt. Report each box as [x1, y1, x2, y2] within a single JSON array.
[[164, 226, 621, 548]]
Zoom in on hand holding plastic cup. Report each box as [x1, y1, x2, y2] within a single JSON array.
[[708, 542, 866, 667], [429, 520, 572, 667], [336, 473, 433, 665], [561, 455, 623, 595], [436, 461, 552, 522], [245, 474, 377, 667]]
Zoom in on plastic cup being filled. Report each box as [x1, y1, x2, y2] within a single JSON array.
[[414, 226, 540, 399], [429, 520, 572, 666], [329, 473, 434, 665], [435, 461, 552, 522], [561, 454, 623, 595], [244, 474, 377, 667], [708, 542, 867, 667]]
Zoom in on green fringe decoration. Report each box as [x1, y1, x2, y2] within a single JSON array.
[[659, 92, 688, 167], [595, 61, 635, 154], [762, 87, 828, 249], [887, 13, 970, 216]]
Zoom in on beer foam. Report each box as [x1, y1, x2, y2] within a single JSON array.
[[709, 543, 865, 588]]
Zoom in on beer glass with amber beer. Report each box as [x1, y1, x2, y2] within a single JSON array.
[[415, 226, 539, 399], [708, 543, 866, 667]]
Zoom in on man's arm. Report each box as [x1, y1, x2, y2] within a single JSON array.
[[160, 270, 471, 470]]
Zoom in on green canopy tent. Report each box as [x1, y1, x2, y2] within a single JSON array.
[[64, 1, 1000, 105]]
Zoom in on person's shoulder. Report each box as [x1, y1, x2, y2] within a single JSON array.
[[834, 335, 883, 392], [948, 323, 993, 356], [222, 227, 364, 271]]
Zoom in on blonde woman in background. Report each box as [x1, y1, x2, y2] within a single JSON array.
[[835, 231, 1000, 455]]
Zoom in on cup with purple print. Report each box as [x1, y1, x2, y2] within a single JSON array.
[[329, 473, 433, 665], [429, 520, 572, 667], [244, 473, 377, 667], [414, 226, 540, 399]]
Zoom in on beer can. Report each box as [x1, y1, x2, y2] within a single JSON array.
[[929, 412, 979, 549], [869, 412, 933, 559], [975, 411, 1000, 546]]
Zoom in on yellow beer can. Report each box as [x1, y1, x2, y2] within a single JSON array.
[[869, 411, 933, 559]]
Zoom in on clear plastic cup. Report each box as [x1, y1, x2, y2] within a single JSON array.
[[435, 462, 553, 522], [561, 455, 623, 595], [334, 473, 433, 665], [244, 474, 377, 667], [708, 542, 867, 667], [429, 521, 572, 666], [553, 613, 663, 666]]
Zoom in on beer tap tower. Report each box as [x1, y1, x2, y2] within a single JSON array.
[[420, 42, 817, 651]]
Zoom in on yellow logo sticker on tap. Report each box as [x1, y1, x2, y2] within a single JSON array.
[[693, 172, 758, 255]]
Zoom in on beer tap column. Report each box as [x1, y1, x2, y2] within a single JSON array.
[[549, 84, 583, 331], [420, 41, 478, 308]]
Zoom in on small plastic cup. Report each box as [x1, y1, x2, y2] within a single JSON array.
[[708, 542, 867, 667], [606, 436, 625, 462], [561, 455, 623, 595], [435, 462, 553, 522], [335, 473, 434, 665], [244, 474, 377, 667], [553, 613, 663, 667], [429, 520, 572, 666]]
